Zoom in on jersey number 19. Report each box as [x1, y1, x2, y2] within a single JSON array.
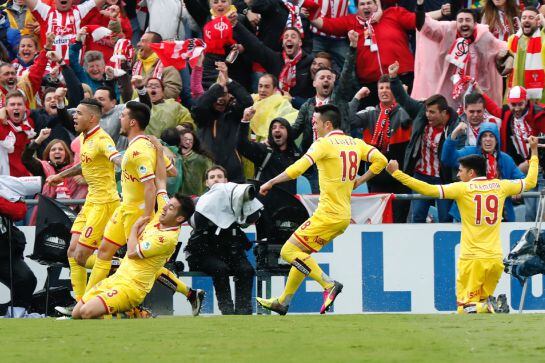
[[473, 194, 499, 225]]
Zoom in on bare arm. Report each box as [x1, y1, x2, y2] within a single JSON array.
[[126, 216, 150, 259], [149, 136, 167, 191], [142, 179, 157, 217], [259, 172, 292, 196], [24, 0, 39, 10]]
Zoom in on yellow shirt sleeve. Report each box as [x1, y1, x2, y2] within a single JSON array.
[[285, 139, 325, 179], [137, 232, 175, 259], [438, 182, 465, 200], [99, 135, 120, 162], [391, 170, 442, 198], [360, 142, 387, 175], [134, 153, 157, 182], [500, 155, 538, 196]]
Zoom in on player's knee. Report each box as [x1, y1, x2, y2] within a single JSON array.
[[79, 304, 97, 319], [74, 250, 90, 266], [97, 241, 117, 260]]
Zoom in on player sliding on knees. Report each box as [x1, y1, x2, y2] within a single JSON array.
[[72, 136, 200, 319], [258, 104, 388, 315], [386, 136, 541, 314]]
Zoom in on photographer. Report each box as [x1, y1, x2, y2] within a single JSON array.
[[184, 166, 262, 315]]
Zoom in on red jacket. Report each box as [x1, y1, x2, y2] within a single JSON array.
[[0, 117, 35, 177], [321, 7, 415, 83]]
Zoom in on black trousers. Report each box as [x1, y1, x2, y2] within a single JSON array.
[[0, 255, 37, 310], [188, 251, 255, 315]]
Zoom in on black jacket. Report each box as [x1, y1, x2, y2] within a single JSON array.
[[237, 118, 301, 194], [31, 108, 74, 157], [191, 82, 253, 183], [249, 0, 313, 53], [233, 22, 315, 100], [390, 76, 463, 182]]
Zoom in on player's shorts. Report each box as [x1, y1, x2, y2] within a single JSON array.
[[71, 200, 120, 249], [81, 275, 146, 315], [456, 257, 504, 305], [102, 203, 145, 247], [292, 213, 350, 253]]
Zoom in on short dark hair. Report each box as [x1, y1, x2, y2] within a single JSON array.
[[5, 90, 25, 103], [523, 6, 539, 14], [283, 27, 302, 40], [314, 66, 335, 79], [125, 101, 150, 130], [174, 193, 195, 221], [43, 87, 57, 99], [19, 35, 38, 48], [314, 103, 341, 129], [206, 165, 227, 179], [456, 8, 477, 22], [259, 73, 279, 89], [378, 74, 390, 84], [458, 154, 486, 177], [464, 92, 484, 106], [424, 94, 449, 112], [95, 86, 116, 101], [80, 98, 103, 117], [314, 52, 333, 62], [146, 31, 163, 43], [160, 127, 181, 147]]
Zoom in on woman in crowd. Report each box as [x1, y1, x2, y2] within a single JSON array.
[[481, 0, 520, 41], [179, 129, 214, 196]]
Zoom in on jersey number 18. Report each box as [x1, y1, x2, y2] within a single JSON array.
[[340, 151, 358, 182]]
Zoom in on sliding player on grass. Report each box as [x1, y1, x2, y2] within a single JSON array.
[[72, 137, 201, 319], [386, 136, 540, 313], [258, 104, 387, 315]]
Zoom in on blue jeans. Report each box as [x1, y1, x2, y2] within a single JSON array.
[[312, 35, 349, 72], [410, 172, 453, 223]]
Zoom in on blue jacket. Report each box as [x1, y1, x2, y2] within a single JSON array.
[[0, 16, 20, 60], [441, 122, 524, 221]]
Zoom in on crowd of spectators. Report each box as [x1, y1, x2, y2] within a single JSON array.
[[0, 0, 543, 226]]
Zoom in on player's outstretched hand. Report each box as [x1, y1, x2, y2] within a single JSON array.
[[386, 160, 399, 174], [259, 181, 273, 196], [46, 174, 63, 186], [528, 135, 539, 155]]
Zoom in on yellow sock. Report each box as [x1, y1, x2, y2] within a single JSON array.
[[156, 267, 190, 296], [476, 302, 492, 314], [86, 257, 111, 292], [278, 266, 305, 305], [68, 257, 87, 301], [280, 243, 334, 290], [84, 254, 97, 269]]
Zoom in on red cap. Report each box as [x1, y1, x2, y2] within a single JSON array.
[[507, 86, 527, 103]]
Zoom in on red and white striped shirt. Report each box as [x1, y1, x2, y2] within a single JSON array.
[[415, 124, 444, 177], [511, 113, 532, 159], [32, 0, 96, 63], [310, 0, 350, 38]]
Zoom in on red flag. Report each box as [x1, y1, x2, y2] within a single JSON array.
[[150, 39, 206, 71]]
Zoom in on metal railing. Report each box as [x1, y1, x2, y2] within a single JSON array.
[[21, 192, 543, 205]]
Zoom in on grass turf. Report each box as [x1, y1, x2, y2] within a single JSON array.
[[2, 314, 545, 363]]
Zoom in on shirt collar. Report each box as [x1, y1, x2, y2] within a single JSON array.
[[83, 125, 100, 141], [129, 134, 149, 146], [154, 222, 180, 232]]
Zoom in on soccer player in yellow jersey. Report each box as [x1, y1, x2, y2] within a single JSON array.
[[46, 99, 122, 311], [387, 136, 540, 314], [257, 104, 388, 315], [72, 140, 202, 319], [86, 101, 177, 291]]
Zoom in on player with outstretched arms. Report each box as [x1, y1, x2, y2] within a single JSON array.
[[386, 136, 540, 313], [257, 104, 388, 315]]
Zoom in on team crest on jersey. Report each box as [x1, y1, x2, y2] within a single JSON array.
[[138, 165, 147, 174], [133, 151, 141, 157], [158, 236, 165, 244], [142, 241, 151, 250], [107, 144, 116, 152]]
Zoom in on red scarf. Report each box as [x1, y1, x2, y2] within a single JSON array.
[[203, 16, 235, 55], [279, 49, 303, 92], [447, 30, 476, 101], [485, 152, 498, 179], [356, 16, 378, 52], [370, 102, 396, 152], [282, 0, 304, 37]]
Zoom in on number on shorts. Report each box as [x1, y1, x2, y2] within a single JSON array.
[[106, 289, 118, 298], [300, 220, 311, 230], [473, 194, 499, 225], [340, 151, 358, 182], [84, 227, 93, 238]]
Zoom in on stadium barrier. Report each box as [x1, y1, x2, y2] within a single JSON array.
[[1, 194, 544, 315]]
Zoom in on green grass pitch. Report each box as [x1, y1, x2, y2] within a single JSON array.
[[2, 314, 545, 362]]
